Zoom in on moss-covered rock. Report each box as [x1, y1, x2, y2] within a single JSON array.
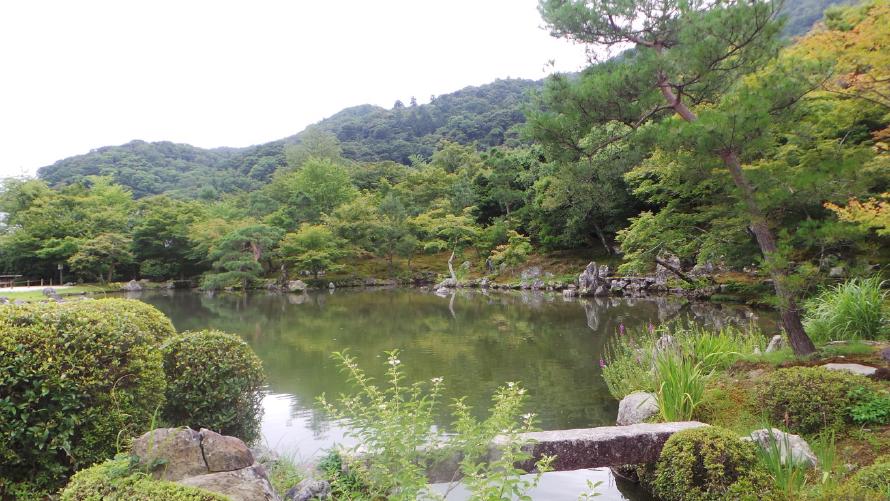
[[758, 366, 872, 434], [161, 330, 266, 443], [60, 457, 229, 501], [652, 426, 773, 501], [0, 299, 172, 496]]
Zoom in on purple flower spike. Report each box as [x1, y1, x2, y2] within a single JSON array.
[[599, 358, 606, 368], [619, 323, 625, 335], [648, 322, 655, 334]]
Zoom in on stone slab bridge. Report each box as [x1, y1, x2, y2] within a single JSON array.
[[426, 421, 706, 483]]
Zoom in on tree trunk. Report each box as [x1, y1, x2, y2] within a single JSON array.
[[107, 263, 114, 284], [657, 75, 816, 355], [654, 256, 697, 285], [447, 251, 456, 281], [592, 222, 612, 255]]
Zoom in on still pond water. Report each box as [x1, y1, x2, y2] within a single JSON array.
[[133, 288, 777, 500]]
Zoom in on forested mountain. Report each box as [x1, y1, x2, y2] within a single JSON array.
[[34, 0, 844, 199], [36, 79, 538, 198], [292, 78, 540, 164], [37, 140, 286, 199]]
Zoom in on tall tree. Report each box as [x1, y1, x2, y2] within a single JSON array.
[[538, 0, 817, 354]]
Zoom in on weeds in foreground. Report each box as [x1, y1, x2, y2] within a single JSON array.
[[318, 350, 553, 500]]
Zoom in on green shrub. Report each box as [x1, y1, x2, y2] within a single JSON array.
[[161, 330, 266, 443], [60, 457, 228, 500], [758, 367, 870, 434], [804, 276, 888, 342], [652, 426, 772, 501], [847, 456, 890, 499], [847, 386, 890, 425], [0, 300, 170, 496]]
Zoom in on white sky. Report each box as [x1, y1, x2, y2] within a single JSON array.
[[0, 0, 589, 178]]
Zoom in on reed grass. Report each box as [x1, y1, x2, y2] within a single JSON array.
[[804, 276, 888, 342]]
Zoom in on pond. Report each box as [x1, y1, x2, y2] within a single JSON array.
[[133, 287, 778, 500]]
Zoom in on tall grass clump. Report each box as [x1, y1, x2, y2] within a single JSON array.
[[753, 427, 809, 497], [601, 323, 765, 401], [804, 276, 888, 342], [654, 354, 706, 421]]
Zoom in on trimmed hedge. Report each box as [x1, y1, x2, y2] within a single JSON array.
[[652, 426, 772, 501], [0, 299, 174, 496], [161, 330, 265, 442], [758, 366, 871, 434], [60, 457, 229, 500]]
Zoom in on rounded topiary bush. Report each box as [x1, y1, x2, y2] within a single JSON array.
[[0, 299, 172, 495], [652, 426, 771, 501], [60, 457, 228, 501], [758, 366, 870, 434], [81, 298, 177, 343], [161, 330, 266, 442]]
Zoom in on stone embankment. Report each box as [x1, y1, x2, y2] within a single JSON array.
[[434, 256, 728, 299]]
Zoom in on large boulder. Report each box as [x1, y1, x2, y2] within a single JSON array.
[[122, 279, 143, 291], [746, 428, 817, 467], [200, 428, 254, 472], [617, 392, 659, 425], [178, 465, 280, 501], [286, 280, 307, 293], [578, 262, 609, 296], [132, 428, 208, 481], [285, 478, 332, 501], [132, 427, 280, 500]]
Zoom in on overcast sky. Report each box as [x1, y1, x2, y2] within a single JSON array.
[[0, 0, 589, 178]]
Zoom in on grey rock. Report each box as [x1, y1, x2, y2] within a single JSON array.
[[199, 428, 254, 473], [766, 334, 786, 353], [285, 478, 331, 500], [821, 363, 877, 377], [122, 279, 143, 291], [562, 288, 578, 298], [178, 464, 280, 501], [132, 427, 208, 481], [435, 287, 450, 295], [655, 254, 681, 286], [328, 282, 335, 289], [616, 392, 659, 426], [42, 287, 57, 297], [578, 262, 606, 296], [747, 428, 817, 468], [286, 280, 307, 292], [0, 296, 8, 304], [480, 278, 490, 289], [13, 299, 26, 305], [881, 347, 890, 363], [520, 266, 542, 281], [828, 266, 846, 278], [597, 264, 610, 279]]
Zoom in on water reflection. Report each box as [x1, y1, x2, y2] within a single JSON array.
[[133, 288, 777, 499]]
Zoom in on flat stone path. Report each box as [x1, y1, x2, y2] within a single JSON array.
[[427, 421, 707, 482], [822, 363, 877, 377]]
